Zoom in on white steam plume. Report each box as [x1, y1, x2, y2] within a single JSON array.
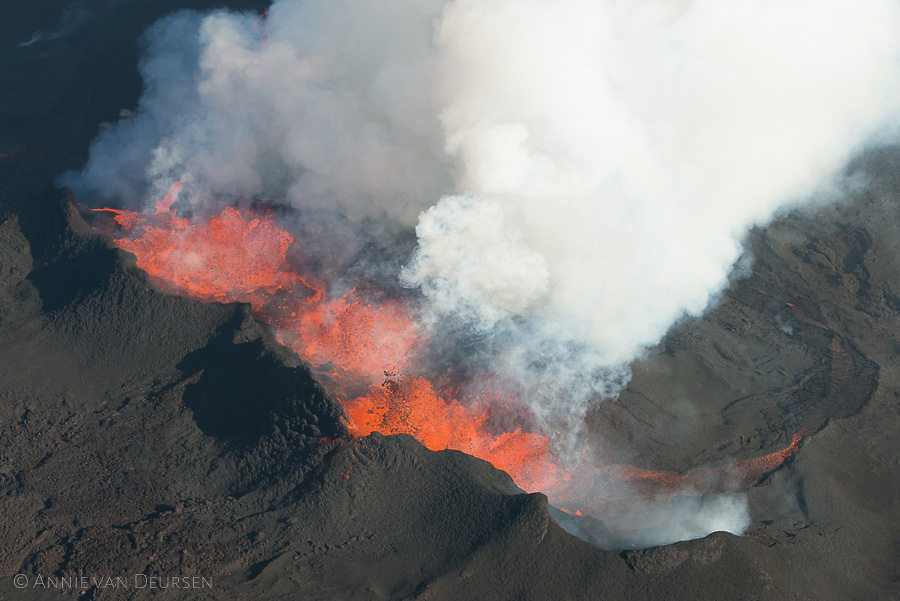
[[68, 1, 452, 223], [408, 0, 900, 366], [64, 0, 900, 542], [66, 0, 900, 369]]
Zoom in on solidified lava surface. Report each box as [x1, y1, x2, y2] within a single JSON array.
[[1, 145, 899, 599], [1, 2, 899, 599]]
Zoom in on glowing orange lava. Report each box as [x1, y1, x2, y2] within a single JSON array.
[[344, 374, 560, 490], [89, 184, 805, 509]]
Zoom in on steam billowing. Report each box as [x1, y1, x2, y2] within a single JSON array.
[[65, 0, 900, 545]]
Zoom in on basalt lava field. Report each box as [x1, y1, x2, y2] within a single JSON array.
[[1, 1, 900, 600]]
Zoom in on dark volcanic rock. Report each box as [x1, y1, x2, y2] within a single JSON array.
[[1, 2, 899, 599], [1, 143, 899, 600]]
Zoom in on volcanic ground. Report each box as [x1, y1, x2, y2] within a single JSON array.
[[2, 1, 900, 600]]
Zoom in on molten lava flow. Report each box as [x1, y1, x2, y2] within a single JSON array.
[[533, 432, 805, 515], [90, 184, 806, 510], [344, 374, 562, 490], [274, 292, 420, 386], [91, 188, 417, 387]]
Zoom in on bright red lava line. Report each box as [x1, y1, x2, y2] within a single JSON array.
[[88, 184, 805, 512]]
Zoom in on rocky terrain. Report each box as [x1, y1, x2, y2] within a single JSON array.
[[1, 1, 899, 599]]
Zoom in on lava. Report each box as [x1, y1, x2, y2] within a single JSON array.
[[89, 184, 807, 512], [344, 373, 559, 490]]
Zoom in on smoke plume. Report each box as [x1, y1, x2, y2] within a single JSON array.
[[65, 0, 900, 543]]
